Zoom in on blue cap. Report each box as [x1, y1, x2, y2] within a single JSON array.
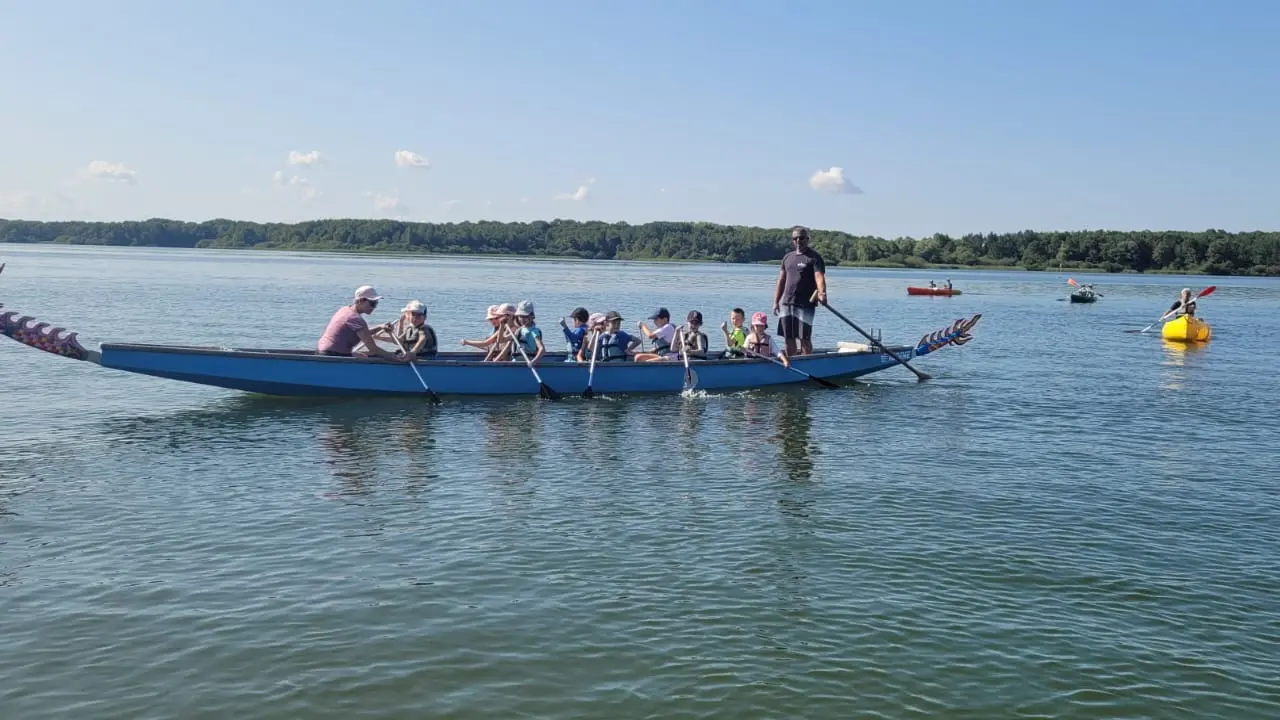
[[647, 307, 670, 320]]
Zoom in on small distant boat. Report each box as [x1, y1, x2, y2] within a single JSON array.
[[1161, 315, 1212, 343], [1069, 289, 1098, 303], [907, 286, 961, 297]]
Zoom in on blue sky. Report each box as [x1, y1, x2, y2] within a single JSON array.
[[1, 0, 1276, 237]]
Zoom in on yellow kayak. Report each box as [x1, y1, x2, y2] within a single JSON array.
[[1161, 314, 1212, 342]]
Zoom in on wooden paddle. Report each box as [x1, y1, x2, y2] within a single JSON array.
[[390, 333, 442, 404], [678, 325, 695, 392], [582, 330, 600, 399], [741, 344, 838, 388], [506, 325, 559, 400], [1131, 286, 1217, 334], [810, 291, 932, 382]]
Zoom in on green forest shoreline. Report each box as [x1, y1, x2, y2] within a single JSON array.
[[2, 217, 1277, 276]]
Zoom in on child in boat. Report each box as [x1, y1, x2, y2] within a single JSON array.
[[673, 310, 709, 360], [512, 300, 546, 363], [460, 303, 516, 361], [743, 312, 789, 367], [720, 307, 746, 358], [633, 307, 677, 362], [560, 307, 589, 361], [374, 300, 438, 359], [576, 312, 608, 363], [596, 311, 640, 362]]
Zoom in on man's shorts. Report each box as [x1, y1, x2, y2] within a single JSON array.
[[777, 304, 815, 340]]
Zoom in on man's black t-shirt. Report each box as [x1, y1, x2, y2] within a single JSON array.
[[780, 246, 826, 308]]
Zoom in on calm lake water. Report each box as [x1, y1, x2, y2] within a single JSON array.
[[2, 245, 1279, 719]]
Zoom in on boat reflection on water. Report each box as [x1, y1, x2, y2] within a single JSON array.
[[313, 402, 443, 495], [773, 392, 816, 487], [725, 390, 818, 490], [1159, 338, 1207, 391], [481, 400, 544, 491]]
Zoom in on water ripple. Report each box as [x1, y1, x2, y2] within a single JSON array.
[[2, 249, 1280, 718]]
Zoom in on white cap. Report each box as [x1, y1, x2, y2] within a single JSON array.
[[354, 285, 382, 302], [402, 300, 426, 315], [515, 300, 534, 317]]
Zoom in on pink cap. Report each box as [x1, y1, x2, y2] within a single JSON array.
[[498, 303, 517, 315], [750, 311, 768, 326], [587, 312, 606, 327], [485, 304, 501, 319]]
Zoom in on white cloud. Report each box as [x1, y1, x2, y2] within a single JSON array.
[[271, 170, 320, 201], [287, 150, 323, 166], [394, 150, 429, 168], [272, 170, 310, 188], [84, 160, 137, 184], [371, 192, 402, 212], [555, 177, 596, 202], [809, 166, 863, 194], [444, 199, 462, 208]]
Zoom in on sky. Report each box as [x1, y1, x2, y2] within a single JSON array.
[[1, 0, 1277, 237]]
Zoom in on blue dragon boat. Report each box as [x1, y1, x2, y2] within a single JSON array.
[[1, 267, 980, 398]]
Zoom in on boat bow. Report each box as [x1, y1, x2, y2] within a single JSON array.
[[0, 307, 97, 362]]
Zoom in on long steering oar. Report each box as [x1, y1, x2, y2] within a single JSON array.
[[811, 291, 931, 382], [742, 346, 838, 388], [390, 334, 441, 404], [1131, 286, 1217, 334], [582, 330, 600, 399], [507, 325, 559, 400]]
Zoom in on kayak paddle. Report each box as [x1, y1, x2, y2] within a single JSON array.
[[1131, 285, 1217, 334]]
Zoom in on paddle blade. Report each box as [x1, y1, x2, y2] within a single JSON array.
[[582, 386, 595, 399], [540, 383, 560, 401], [1067, 277, 1078, 286], [811, 374, 840, 389], [1198, 285, 1217, 298]]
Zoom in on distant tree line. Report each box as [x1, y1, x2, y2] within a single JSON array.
[[1, 217, 1277, 276]]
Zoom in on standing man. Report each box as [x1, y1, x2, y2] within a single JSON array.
[[772, 225, 827, 356]]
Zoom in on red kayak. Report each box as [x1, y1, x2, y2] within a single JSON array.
[[907, 286, 962, 296]]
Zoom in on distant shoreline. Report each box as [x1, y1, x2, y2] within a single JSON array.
[[2, 217, 1277, 277]]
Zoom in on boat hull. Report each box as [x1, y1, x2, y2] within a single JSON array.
[[1069, 292, 1097, 303], [3, 276, 982, 398], [96, 346, 924, 397], [907, 287, 961, 296], [1161, 315, 1211, 343]]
